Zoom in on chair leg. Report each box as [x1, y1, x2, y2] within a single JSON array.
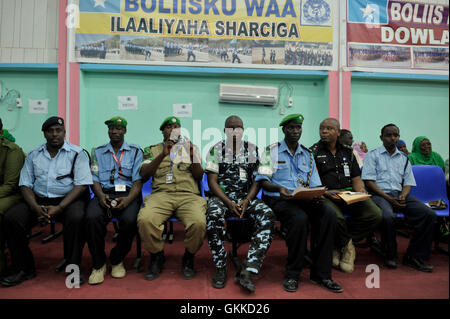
[[42, 222, 63, 244], [133, 232, 144, 272], [162, 222, 168, 241], [55, 259, 68, 273], [229, 237, 241, 270], [112, 221, 119, 242], [168, 221, 174, 244]]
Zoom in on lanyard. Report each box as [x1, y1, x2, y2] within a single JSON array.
[[164, 143, 182, 172], [111, 150, 125, 177]]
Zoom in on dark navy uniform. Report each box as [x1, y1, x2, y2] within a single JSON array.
[[310, 140, 382, 249], [205, 141, 275, 274]]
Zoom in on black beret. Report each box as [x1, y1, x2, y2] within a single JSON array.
[[42, 116, 65, 131]]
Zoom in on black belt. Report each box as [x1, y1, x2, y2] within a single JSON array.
[[102, 187, 131, 195]]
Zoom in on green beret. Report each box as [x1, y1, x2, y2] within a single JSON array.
[[105, 116, 127, 128], [159, 116, 181, 131], [279, 114, 304, 127]]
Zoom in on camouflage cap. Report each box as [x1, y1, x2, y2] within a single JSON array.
[[159, 116, 181, 131], [105, 116, 127, 128], [279, 113, 304, 127]]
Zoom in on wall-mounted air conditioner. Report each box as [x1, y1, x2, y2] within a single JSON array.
[[219, 84, 278, 106]]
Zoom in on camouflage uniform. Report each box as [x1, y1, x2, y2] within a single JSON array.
[[205, 141, 275, 273]]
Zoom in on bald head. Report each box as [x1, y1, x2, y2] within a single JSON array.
[[225, 115, 243, 128], [320, 118, 340, 130]]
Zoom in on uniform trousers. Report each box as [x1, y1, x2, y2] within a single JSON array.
[[137, 191, 206, 255], [324, 198, 383, 249], [85, 190, 141, 269], [371, 193, 437, 261], [264, 196, 336, 281], [0, 193, 23, 272], [3, 196, 86, 273], [206, 196, 275, 273]]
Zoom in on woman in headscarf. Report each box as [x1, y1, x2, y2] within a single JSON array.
[[409, 136, 445, 170], [397, 139, 409, 155], [352, 141, 367, 168]]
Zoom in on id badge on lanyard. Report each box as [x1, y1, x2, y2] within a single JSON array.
[[111, 150, 127, 191], [342, 157, 350, 177]]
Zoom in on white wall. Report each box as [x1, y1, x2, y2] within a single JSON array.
[[0, 0, 59, 63]]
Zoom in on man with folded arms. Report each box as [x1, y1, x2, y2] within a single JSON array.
[[310, 118, 382, 273], [256, 114, 342, 293], [362, 124, 436, 272]]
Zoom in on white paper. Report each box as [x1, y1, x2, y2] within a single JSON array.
[[118, 96, 138, 110], [173, 103, 192, 118], [29, 99, 48, 114]]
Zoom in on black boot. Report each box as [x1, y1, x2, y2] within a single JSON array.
[[181, 249, 195, 280], [211, 267, 227, 289], [235, 269, 255, 293], [145, 251, 165, 281]]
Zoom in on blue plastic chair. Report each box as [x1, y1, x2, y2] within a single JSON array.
[[409, 165, 449, 217]]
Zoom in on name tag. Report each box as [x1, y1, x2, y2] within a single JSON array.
[[239, 168, 247, 181], [115, 184, 126, 192], [166, 173, 174, 184], [343, 164, 350, 177]]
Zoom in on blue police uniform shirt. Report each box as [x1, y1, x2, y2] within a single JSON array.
[[255, 140, 322, 197], [90, 141, 143, 189], [361, 145, 416, 194], [19, 141, 93, 198]]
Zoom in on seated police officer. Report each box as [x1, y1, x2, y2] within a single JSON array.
[[256, 114, 342, 293], [86, 117, 143, 285], [138, 116, 206, 281], [205, 115, 275, 292], [310, 118, 382, 273], [362, 124, 437, 271], [0, 118, 26, 277], [1, 116, 92, 287]]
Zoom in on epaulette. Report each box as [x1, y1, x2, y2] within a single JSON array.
[[267, 142, 280, 150], [301, 144, 312, 153], [309, 143, 319, 154], [342, 144, 353, 151]]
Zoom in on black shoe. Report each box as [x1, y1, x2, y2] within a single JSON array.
[[181, 250, 195, 280], [0, 270, 36, 287], [310, 276, 343, 293], [145, 251, 165, 281], [384, 258, 398, 269], [402, 255, 434, 273], [282, 278, 298, 293], [235, 269, 255, 293], [212, 267, 227, 289]]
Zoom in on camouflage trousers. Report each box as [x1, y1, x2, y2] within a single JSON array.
[[206, 196, 276, 273]]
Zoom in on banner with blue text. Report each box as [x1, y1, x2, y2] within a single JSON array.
[[74, 0, 336, 69]]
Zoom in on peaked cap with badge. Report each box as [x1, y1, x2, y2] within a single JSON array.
[[279, 113, 304, 127], [104, 116, 127, 128], [159, 116, 181, 131], [41, 116, 65, 131]]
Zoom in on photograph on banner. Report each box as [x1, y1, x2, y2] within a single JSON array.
[[74, 0, 336, 69], [252, 40, 285, 65], [121, 35, 164, 62], [349, 43, 411, 68], [75, 34, 120, 60], [347, 0, 449, 71], [285, 42, 333, 66], [164, 38, 209, 63], [413, 47, 449, 70]]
